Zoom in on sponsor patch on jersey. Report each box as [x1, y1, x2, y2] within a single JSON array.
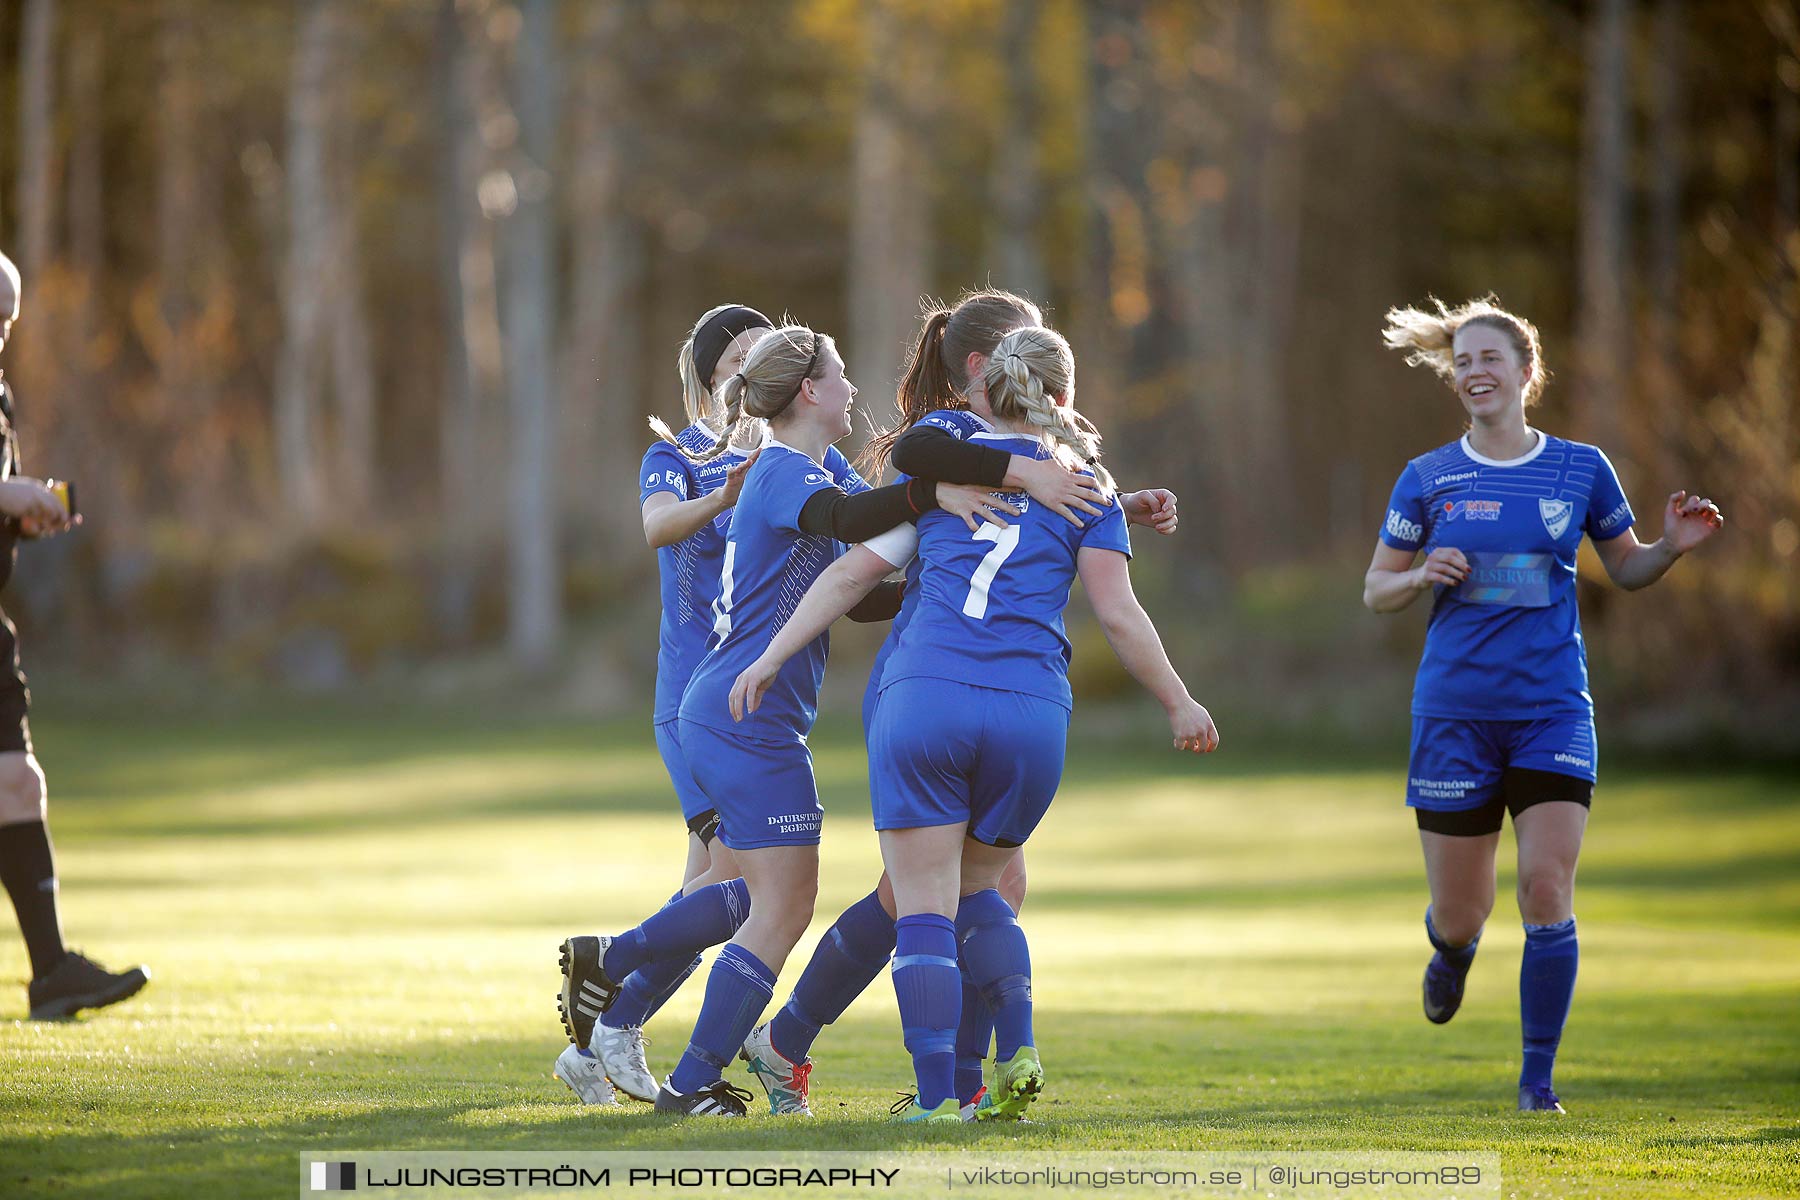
[[1441, 499, 1503, 522], [1594, 499, 1631, 532], [1433, 470, 1479, 486], [646, 469, 687, 496], [1385, 509, 1423, 544], [1539, 497, 1573, 539], [804, 472, 829, 486], [1458, 551, 1552, 607]]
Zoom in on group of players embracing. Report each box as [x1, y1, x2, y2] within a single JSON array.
[[551, 287, 1721, 1123]]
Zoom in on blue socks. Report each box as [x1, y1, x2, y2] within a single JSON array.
[[1520, 917, 1578, 1090], [668, 943, 777, 1095], [954, 974, 994, 1104], [768, 889, 896, 1063], [603, 890, 704, 1031], [1426, 906, 1481, 973], [603, 878, 749, 981], [955, 889, 1033, 1061], [892, 913, 961, 1109]]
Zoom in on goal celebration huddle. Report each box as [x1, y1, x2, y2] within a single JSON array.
[[549, 289, 1721, 1123]]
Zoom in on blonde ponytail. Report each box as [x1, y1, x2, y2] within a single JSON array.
[[982, 326, 1116, 497], [1382, 294, 1550, 406], [859, 288, 1044, 477], [655, 324, 831, 465]]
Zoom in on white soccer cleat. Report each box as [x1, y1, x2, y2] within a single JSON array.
[[593, 1023, 660, 1103], [553, 1044, 619, 1106], [737, 1020, 813, 1116]]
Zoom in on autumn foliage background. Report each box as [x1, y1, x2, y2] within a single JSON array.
[[0, 0, 1794, 753]]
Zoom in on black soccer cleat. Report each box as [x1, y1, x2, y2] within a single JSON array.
[[557, 935, 620, 1050], [1422, 951, 1468, 1024], [653, 1079, 753, 1117], [28, 951, 150, 1020]]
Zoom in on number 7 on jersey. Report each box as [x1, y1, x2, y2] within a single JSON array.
[[962, 523, 1021, 619]]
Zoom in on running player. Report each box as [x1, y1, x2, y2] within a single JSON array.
[[735, 291, 1178, 1119], [732, 326, 1217, 1122], [553, 304, 771, 1106], [566, 323, 1008, 1117], [1365, 296, 1723, 1114]]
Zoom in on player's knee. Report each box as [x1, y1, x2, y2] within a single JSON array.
[[758, 877, 818, 942], [1517, 870, 1572, 923], [998, 860, 1028, 911], [1432, 900, 1490, 945], [0, 754, 45, 824]]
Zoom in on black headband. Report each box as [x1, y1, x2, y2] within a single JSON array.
[[692, 306, 774, 391], [774, 334, 823, 416]]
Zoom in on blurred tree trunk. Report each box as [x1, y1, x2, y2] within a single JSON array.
[[1578, 0, 1631, 459], [1775, 3, 1799, 261], [67, 25, 102, 289], [990, 0, 1048, 304], [501, 0, 562, 670], [326, 18, 375, 518], [1226, 0, 1301, 560], [850, 0, 932, 425], [157, 6, 229, 524], [275, 0, 333, 527], [562, 0, 645, 554], [16, 0, 58, 283], [432, 0, 501, 641], [1644, 0, 1684, 485]]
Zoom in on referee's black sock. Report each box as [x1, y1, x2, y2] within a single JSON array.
[[0, 820, 67, 979]]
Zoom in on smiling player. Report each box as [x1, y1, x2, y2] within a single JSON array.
[[1364, 296, 1723, 1113]]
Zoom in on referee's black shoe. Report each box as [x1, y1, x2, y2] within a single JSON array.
[[558, 935, 620, 1050], [29, 951, 150, 1020]]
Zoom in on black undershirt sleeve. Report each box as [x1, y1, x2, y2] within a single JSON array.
[[891, 425, 1011, 488], [845, 579, 906, 623], [796, 479, 938, 543]]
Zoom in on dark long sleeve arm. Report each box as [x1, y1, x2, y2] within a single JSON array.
[[845, 579, 905, 623], [797, 479, 937, 543], [891, 424, 1011, 488]]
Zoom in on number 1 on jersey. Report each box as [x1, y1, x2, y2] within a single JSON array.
[[712, 541, 737, 640], [962, 523, 1021, 619]]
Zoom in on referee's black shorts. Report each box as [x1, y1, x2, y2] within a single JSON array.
[[0, 610, 33, 755]]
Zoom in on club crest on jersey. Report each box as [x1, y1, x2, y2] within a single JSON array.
[[1539, 497, 1573, 539]]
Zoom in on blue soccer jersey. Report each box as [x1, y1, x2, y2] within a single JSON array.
[[880, 434, 1131, 711], [640, 424, 750, 724], [1379, 431, 1634, 720], [863, 409, 995, 730], [679, 441, 871, 741]]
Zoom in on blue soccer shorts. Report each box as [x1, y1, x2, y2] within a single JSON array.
[[676, 719, 824, 850], [1408, 714, 1597, 836], [868, 676, 1069, 847], [653, 719, 716, 830]]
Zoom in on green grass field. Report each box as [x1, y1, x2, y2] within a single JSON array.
[[1, 708, 1796, 1198]]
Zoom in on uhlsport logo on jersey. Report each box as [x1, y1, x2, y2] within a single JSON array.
[[804, 472, 829, 486], [1539, 497, 1573, 539], [310, 1161, 356, 1191], [1385, 509, 1423, 544]]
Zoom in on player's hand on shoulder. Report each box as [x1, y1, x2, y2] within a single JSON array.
[[1122, 488, 1178, 535], [1018, 456, 1105, 527], [719, 448, 761, 508], [1414, 546, 1468, 590], [728, 655, 779, 722], [1663, 489, 1723, 554], [0, 477, 70, 534], [938, 483, 1020, 532], [1169, 697, 1218, 754]]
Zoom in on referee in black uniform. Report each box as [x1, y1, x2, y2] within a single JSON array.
[[0, 251, 148, 1019]]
